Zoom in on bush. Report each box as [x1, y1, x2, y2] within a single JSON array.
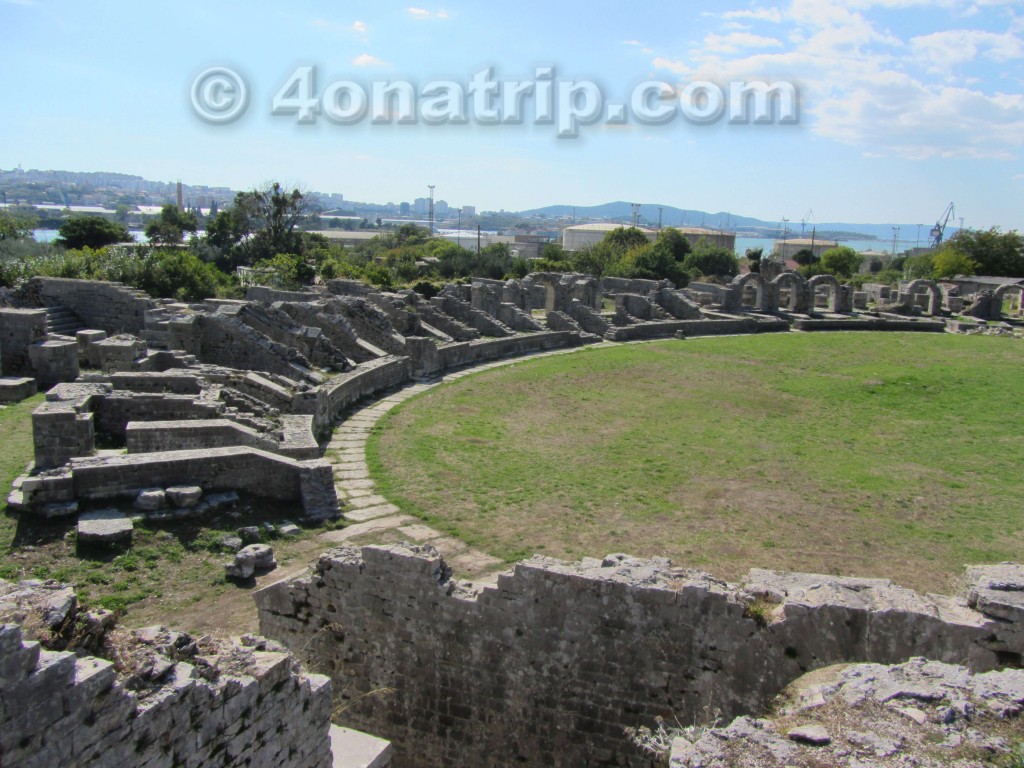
[[820, 246, 863, 278], [56, 216, 132, 249], [682, 238, 738, 278]]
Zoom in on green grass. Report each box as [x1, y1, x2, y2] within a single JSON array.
[[0, 394, 330, 625], [369, 333, 1024, 592]]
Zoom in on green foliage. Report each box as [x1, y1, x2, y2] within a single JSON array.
[[540, 242, 567, 262], [603, 226, 651, 252], [0, 245, 230, 300], [798, 262, 828, 278], [0, 209, 36, 240], [793, 248, 818, 266], [903, 252, 935, 279], [868, 257, 884, 274], [56, 216, 132, 249], [820, 246, 863, 278], [931, 247, 978, 279], [144, 204, 197, 246], [411, 280, 442, 299], [251, 253, 315, 290], [364, 262, 395, 290], [944, 227, 1024, 277], [682, 237, 739, 278]]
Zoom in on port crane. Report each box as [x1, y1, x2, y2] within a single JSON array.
[[930, 202, 955, 247]]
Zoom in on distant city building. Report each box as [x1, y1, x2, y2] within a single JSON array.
[[461, 205, 476, 217], [400, 202, 411, 215], [511, 234, 554, 260], [413, 197, 429, 215], [772, 237, 839, 261], [435, 200, 450, 216]]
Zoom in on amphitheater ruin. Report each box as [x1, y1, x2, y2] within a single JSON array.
[[1, 269, 1023, 767]]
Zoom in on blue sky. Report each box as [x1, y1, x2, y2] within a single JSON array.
[[1, 0, 1022, 228]]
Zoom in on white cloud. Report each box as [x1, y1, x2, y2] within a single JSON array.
[[704, 32, 784, 54], [407, 7, 449, 19], [352, 53, 389, 68], [722, 7, 783, 22], [623, 39, 644, 46], [647, 0, 1024, 160], [352, 20, 368, 35], [910, 28, 1024, 74], [651, 56, 690, 75]]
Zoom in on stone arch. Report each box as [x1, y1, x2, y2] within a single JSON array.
[[904, 279, 942, 316], [770, 272, 808, 313], [807, 275, 842, 313], [731, 273, 767, 312], [992, 283, 1024, 320]]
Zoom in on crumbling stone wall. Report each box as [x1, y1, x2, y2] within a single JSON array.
[[276, 301, 387, 364], [0, 308, 47, 377], [168, 313, 320, 384], [22, 277, 155, 335], [257, 545, 1021, 768], [0, 579, 334, 768], [300, 355, 412, 433], [228, 303, 352, 372]]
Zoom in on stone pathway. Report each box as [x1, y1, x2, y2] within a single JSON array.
[[322, 347, 608, 579]]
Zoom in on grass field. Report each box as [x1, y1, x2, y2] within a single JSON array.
[[369, 333, 1024, 593]]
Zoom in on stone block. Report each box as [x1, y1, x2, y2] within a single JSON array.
[[0, 377, 37, 403], [77, 509, 133, 544], [166, 485, 202, 508], [134, 488, 167, 511], [76, 329, 107, 368], [226, 544, 277, 579]]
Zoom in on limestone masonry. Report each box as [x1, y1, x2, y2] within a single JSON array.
[[256, 544, 1024, 767], [0, 269, 1021, 767]]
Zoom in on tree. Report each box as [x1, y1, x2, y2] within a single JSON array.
[[144, 204, 197, 246], [902, 252, 935, 279], [868, 257, 884, 274], [540, 242, 566, 262], [233, 183, 318, 263], [792, 248, 818, 266], [820, 246, 862, 278], [931, 248, 977, 279], [604, 226, 652, 252], [745, 247, 763, 272], [56, 216, 132, 249], [654, 228, 692, 262], [0, 209, 35, 241], [682, 237, 738, 277], [942, 228, 1024, 277]]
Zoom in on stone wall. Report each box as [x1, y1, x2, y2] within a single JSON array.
[[0, 308, 47, 377], [168, 313, 319, 384], [69, 447, 308, 502], [23, 277, 155, 335], [0, 579, 334, 768], [257, 545, 1022, 768], [300, 356, 412, 434], [125, 419, 277, 455], [790, 317, 947, 332], [610, 316, 789, 341]]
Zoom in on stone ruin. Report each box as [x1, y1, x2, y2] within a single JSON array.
[[0, 269, 1021, 766], [5, 269, 945, 527], [256, 544, 1024, 767], [0, 577, 348, 768]]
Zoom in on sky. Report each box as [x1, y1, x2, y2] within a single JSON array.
[[1, 0, 1022, 229]]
